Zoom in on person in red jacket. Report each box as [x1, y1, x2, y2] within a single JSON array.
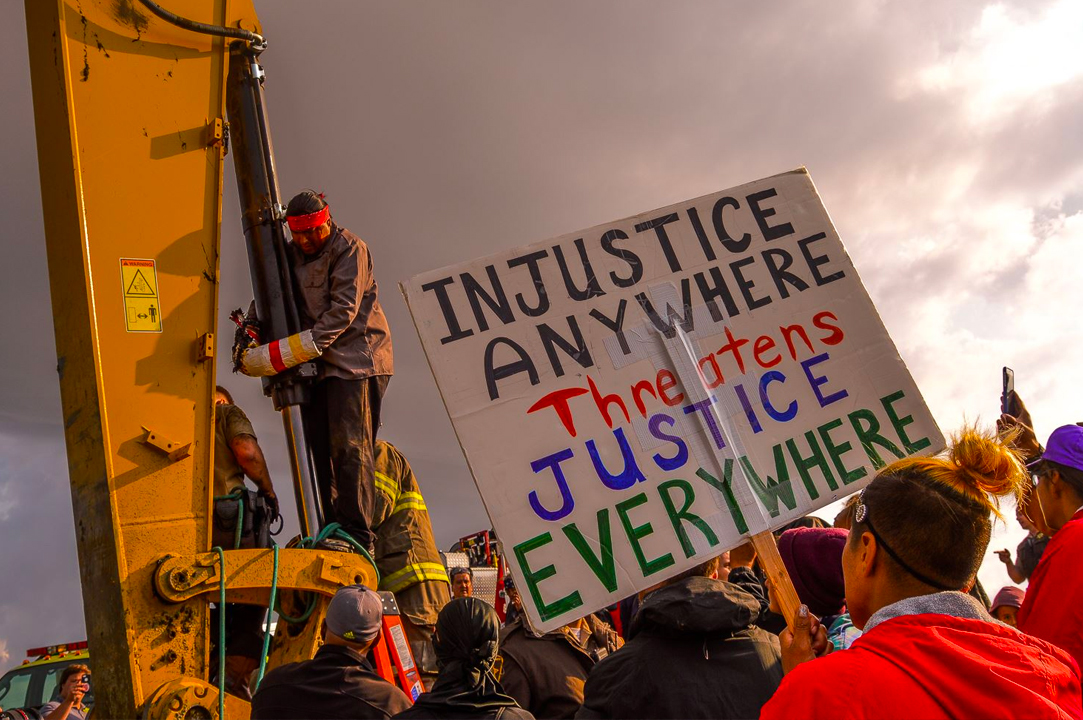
[[1018, 424, 1083, 673], [761, 426, 1082, 720]]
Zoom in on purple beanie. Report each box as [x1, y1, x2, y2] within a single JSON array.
[[991, 586, 1026, 612], [777, 527, 849, 617]]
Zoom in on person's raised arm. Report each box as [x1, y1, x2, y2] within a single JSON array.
[[995, 549, 1026, 584], [42, 681, 86, 720]]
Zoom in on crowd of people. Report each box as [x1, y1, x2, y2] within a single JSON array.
[[239, 407, 1083, 719], [213, 191, 1083, 718]]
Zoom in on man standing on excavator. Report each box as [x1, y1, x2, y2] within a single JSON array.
[[241, 190, 393, 556]]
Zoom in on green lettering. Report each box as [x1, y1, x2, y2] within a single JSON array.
[[562, 509, 618, 592], [738, 448, 797, 518], [616, 492, 674, 577], [695, 461, 749, 534], [848, 408, 904, 468], [818, 417, 867, 485], [786, 430, 837, 500], [513, 532, 583, 622], [658, 479, 719, 558], [882, 390, 932, 454]]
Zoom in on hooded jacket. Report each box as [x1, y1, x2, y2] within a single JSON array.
[[761, 592, 1082, 720], [575, 576, 782, 719], [497, 614, 622, 719]]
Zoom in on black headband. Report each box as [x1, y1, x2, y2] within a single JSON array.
[[856, 488, 956, 592]]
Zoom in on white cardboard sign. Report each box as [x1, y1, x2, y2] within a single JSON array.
[[402, 168, 944, 632]]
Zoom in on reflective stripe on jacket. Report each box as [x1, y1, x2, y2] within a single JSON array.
[[373, 440, 449, 623]]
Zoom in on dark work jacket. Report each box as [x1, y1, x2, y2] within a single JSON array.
[[576, 577, 783, 720], [394, 704, 535, 720], [251, 644, 411, 720], [497, 615, 622, 719], [289, 224, 393, 381]]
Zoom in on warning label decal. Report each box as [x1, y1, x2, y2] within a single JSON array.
[[120, 258, 163, 333]]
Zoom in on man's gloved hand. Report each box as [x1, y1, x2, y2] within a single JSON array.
[[241, 329, 321, 377]]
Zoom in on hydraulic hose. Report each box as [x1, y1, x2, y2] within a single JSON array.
[[138, 0, 265, 48]]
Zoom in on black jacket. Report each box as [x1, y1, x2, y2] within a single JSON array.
[[576, 576, 783, 719], [394, 704, 535, 720], [252, 644, 411, 720]]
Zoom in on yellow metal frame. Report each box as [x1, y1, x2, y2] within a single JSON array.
[[24, 2, 376, 717]]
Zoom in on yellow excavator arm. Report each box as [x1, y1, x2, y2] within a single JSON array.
[[24, 2, 375, 717]]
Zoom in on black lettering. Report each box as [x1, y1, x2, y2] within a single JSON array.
[[635, 279, 695, 339], [553, 238, 605, 301], [421, 276, 474, 345], [538, 316, 594, 378], [762, 248, 810, 299], [693, 266, 740, 322], [484, 337, 539, 401], [600, 229, 643, 288], [747, 187, 794, 241], [712, 197, 751, 253], [729, 256, 772, 310], [798, 233, 846, 286], [461, 266, 515, 332], [589, 300, 631, 356], [634, 213, 683, 272], [687, 206, 716, 262], [507, 250, 551, 317]]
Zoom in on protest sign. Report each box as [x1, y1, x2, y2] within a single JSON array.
[[402, 168, 944, 632]]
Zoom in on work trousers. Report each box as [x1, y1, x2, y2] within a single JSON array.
[[304, 375, 389, 551]]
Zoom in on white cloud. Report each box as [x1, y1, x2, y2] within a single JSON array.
[[908, 0, 1083, 123]]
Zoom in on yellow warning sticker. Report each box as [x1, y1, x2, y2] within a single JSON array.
[[120, 258, 163, 333]]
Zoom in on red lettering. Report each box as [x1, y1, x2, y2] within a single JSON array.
[[753, 335, 781, 368], [780, 323, 814, 359], [698, 354, 725, 389], [589, 375, 630, 428], [717, 326, 750, 374], [527, 386, 589, 437], [813, 310, 845, 345], [657, 370, 684, 406], [631, 379, 657, 417]]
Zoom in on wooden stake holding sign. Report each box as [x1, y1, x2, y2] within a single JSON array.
[[750, 531, 803, 633]]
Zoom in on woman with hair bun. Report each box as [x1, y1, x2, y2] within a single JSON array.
[[761, 426, 1081, 720]]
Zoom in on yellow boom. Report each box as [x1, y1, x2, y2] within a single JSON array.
[[24, 2, 376, 717]]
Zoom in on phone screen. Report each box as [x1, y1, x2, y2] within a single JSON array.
[[1002, 367, 1015, 414]]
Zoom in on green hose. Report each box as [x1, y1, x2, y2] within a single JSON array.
[[252, 544, 279, 693], [274, 523, 379, 624], [212, 546, 226, 719]]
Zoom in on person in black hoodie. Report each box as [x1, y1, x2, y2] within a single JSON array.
[[394, 597, 533, 720], [575, 555, 782, 719]]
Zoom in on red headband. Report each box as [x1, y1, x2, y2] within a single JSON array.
[[287, 205, 330, 232]]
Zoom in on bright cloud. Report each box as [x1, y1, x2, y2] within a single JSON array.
[[909, 0, 1083, 122]]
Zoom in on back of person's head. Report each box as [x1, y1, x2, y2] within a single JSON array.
[[325, 584, 383, 649], [778, 527, 848, 617], [852, 426, 1026, 595], [669, 555, 721, 584], [433, 597, 501, 674], [286, 189, 329, 217], [833, 494, 861, 529]]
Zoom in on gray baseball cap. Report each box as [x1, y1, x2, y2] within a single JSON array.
[[326, 585, 383, 643]]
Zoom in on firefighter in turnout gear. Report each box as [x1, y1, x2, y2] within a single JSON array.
[[373, 439, 452, 689]]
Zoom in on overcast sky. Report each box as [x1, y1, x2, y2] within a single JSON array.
[[1, 0, 1082, 667]]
